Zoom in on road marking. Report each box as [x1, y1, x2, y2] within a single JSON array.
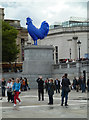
[[1, 101, 87, 110]]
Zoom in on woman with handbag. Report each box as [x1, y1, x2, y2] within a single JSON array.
[[12, 78, 21, 107]]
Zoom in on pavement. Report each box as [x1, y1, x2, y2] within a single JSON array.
[[0, 89, 88, 118]]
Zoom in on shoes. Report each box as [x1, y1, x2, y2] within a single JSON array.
[[19, 102, 21, 105], [65, 104, 68, 106], [0, 98, 2, 100], [48, 103, 51, 105], [61, 104, 63, 106], [50, 103, 53, 105], [48, 103, 53, 105], [14, 104, 16, 107]]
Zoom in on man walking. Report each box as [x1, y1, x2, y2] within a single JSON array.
[[61, 73, 71, 106], [36, 76, 44, 101]]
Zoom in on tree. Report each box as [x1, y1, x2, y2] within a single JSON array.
[[2, 21, 19, 64]]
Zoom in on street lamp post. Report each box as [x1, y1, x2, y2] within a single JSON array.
[[70, 48, 71, 60], [73, 36, 78, 61], [77, 40, 81, 61], [77, 40, 81, 77]]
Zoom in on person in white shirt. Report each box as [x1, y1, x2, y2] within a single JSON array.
[[7, 79, 12, 102]]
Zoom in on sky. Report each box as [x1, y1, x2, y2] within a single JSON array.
[[0, 0, 88, 28]]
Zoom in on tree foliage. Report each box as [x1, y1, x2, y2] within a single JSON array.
[[2, 21, 19, 63]]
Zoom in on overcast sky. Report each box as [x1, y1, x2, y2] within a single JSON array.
[[0, 0, 88, 28]]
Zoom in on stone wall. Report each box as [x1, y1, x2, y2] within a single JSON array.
[[52, 61, 89, 82], [2, 61, 89, 88]]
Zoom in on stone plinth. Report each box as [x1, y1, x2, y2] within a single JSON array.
[[22, 45, 54, 88]]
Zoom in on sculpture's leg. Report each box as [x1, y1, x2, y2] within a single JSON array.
[[34, 40, 35, 45], [35, 40, 37, 45], [34, 40, 37, 45]]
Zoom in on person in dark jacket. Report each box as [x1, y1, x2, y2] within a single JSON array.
[[48, 79, 54, 105], [45, 78, 49, 93], [78, 76, 82, 90], [87, 77, 89, 92], [55, 78, 60, 93], [1, 78, 6, 97], [73, 77, 77, 90], [61, 73, 71, 106], [81, 76, 86, 93], [76, 78, 79, 92], [36, 76, 44, 101]]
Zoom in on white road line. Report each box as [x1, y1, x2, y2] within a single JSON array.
[[1, 102, 87, 110]]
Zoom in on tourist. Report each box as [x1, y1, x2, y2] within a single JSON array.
[[48, 78, 54, 105], [12, 78, 21, 107], [76, 78, 79, 92], [1, 78, 6, 97], [87, 77, 89, 92], [81, 76, 86, 93], [61, 73, 71, 106], [36, 76, 44, 101], [7, 79, 12, 102], [73, 77, 77, 90], [11, 78, 15, 103], [55, 78, 60, 93], [78, 76, 82, 90], [20, 77, 23, 91], [24, 77, 30, 90], [22, 79, 26, 91], [45, 78, 49, 93]]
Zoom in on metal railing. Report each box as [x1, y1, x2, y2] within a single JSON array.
[[53, 60, 89, 69]]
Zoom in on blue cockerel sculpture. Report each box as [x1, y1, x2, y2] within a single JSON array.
[[26, 17, 49, 45]]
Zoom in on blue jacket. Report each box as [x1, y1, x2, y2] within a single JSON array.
[[12, 82, 21, 92]]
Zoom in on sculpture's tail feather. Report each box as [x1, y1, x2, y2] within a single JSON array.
[[40, 21, 49, 37]]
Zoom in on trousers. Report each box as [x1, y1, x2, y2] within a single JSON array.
[[14, 92, 21, 104]]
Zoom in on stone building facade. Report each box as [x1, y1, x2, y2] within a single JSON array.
[[38, 27, 88, 64], [28, 20, 89, 64], [0, 8, 28, 62]]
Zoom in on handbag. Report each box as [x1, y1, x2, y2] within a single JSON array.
[[65, 87, 71, 93]]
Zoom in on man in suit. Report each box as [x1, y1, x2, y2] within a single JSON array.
[[55, 78, 60, 93], [36, 76, 44, 101]]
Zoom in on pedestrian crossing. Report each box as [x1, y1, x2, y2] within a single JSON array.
[[0, 94, 87, 110]]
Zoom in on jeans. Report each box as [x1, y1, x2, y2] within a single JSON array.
[[49, 95, 53, 104], [81, 84, 86, 93], [2, 87, 5, 97], [38, 89, 44, 101], [55, 85, 60, 93], [7, 91, 12, 102], [61, 89, 68, 105]]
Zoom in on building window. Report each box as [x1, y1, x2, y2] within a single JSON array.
[[55, 46, 58, 64]]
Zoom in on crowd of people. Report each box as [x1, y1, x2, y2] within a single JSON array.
[[1, 77, 30, 107], [36, 74, 89, 106], [36, 74, 71, 106], [1, 74, 89, 107]]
